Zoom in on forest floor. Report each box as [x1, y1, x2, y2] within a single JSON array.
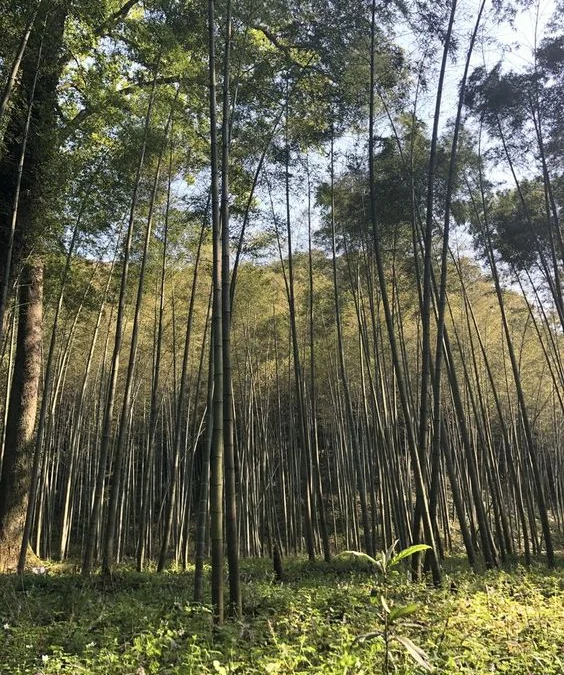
[[0, 555, 562, 674]]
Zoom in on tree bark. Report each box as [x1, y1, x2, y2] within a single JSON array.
[[0, 263, 43, 571]]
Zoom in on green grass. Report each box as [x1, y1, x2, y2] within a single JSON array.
[[0, 557, 562, 674]]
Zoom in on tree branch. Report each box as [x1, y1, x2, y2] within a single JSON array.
[[94, 0, 142, 37], [60, 75, 193, 140], [254, 26, 304, 65], [253, 26, 337, 85]]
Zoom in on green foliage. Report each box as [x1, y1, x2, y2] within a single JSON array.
[[343, 542, 433, 673], [338, 542, 431, 576], [467, 178, 556, 272], [0, 558, 561, 674], [463, 21, 564, 279]]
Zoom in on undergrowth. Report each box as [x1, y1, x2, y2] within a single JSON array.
[[0, 556, 562, 674]]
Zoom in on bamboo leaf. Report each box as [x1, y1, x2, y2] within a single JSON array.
[[388, 603, 419, 623], [394, 636, 434, 671], [351, 630, 384, 645], [384, 540, 399, 563], [390, 544, 432, 567], [338, 550, 378, 566]]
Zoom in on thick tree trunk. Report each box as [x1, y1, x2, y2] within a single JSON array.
[[0, 2, 65, 573], [0, 263, 42, 571]]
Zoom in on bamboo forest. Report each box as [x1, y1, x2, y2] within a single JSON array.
[[0, 0, 563, 673]]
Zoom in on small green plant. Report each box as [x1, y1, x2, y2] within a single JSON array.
[[340, 542, 434, 673]]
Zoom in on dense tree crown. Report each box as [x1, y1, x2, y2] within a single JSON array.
[[0, 0, 562, 626]]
